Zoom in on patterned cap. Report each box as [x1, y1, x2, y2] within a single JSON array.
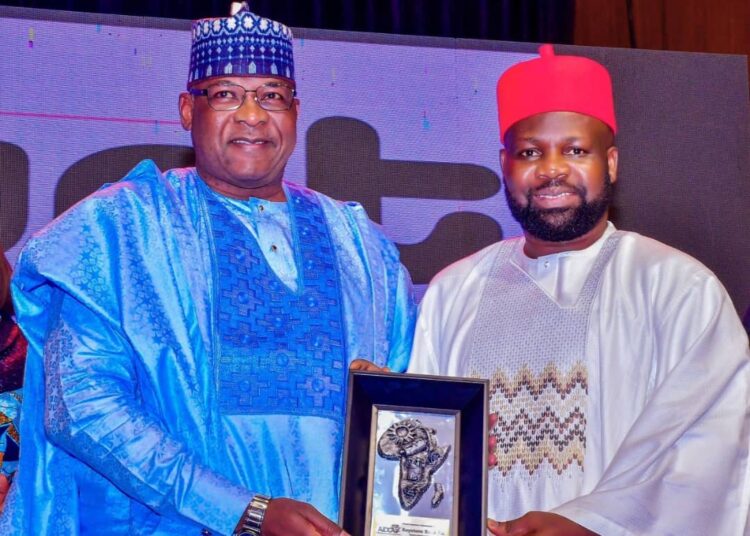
[[497, 44, 617, 139], [188, 2, 295, 87]]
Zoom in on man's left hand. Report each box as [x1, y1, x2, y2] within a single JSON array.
[[0, 474, 11, 512], [349, 359, 389, 373], [488, 512, 599, 536]]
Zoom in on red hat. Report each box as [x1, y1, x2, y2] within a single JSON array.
[[496, 44, 617, 140]]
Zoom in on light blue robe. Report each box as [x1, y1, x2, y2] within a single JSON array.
[[1, 160, 415, 535]]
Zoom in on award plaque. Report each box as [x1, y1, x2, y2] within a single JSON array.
[[340, 371, 488, 535]]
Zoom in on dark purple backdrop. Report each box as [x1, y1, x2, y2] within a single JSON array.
[[0, 0, 575, 42]]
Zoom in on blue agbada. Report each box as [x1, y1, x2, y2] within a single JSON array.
[[1, 160, 416, 535]]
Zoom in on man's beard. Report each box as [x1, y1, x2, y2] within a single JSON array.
[[505, 174, 614, 242]]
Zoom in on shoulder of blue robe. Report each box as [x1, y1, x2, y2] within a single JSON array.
[[286, 184, 416, 371], [286, 184, 401, 264], [6, 161, 247, 534], [12, 160, 214, 354]]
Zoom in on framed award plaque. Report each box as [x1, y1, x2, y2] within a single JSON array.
[[339, 371, 488, 535]]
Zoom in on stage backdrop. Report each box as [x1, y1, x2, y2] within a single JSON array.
[[1, 7, 748, 313]]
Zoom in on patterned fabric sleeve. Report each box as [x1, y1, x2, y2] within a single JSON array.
[[341, 200, 417, 372], [385, 261, 417, 372], [40, 289, 253, 535], [0, 316, 26, 481], [0, 389, 21, 480]]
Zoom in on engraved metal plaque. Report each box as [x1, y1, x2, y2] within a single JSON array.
[[340, 372, 488, 536]]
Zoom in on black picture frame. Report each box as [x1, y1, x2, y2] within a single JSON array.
[[339, 371, 488, 535]]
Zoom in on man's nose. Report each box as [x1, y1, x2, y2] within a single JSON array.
[[233, 93, 269, 125], [537, 152, 569, 180]]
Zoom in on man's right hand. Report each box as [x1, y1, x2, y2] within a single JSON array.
[[487, 512, 599, 536], [349, 358, 390, 373], [0, 474, 10, 512], [488, 412, 498, 467], [260, 498, 350, 536]]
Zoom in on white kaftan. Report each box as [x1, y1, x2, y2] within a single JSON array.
[[409, 223, 750, 535]]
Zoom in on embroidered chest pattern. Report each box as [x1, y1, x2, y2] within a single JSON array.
[[207, 185, 348, 420], [487, 361, 587, 476]]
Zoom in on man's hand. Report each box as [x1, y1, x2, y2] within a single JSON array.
[[487, 512, 599, 536], [258, 498, 349, 536], [0, 474, 10, 511], [488, 412, 498, 468], [349, 359, 390, 373]]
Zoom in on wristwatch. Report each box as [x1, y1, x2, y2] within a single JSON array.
[[234, 494, 271, 536]]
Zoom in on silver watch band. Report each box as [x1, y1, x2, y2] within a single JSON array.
[[236, 494, 271, 536]]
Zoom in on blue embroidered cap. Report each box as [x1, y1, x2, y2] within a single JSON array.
[[188, 2, 295, 87]]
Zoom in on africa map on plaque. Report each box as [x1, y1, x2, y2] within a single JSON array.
[[370, 410, 456, 536]]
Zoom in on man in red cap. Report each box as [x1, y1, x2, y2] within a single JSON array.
[[409, 45, 750, 535]]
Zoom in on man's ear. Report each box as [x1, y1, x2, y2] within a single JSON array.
[[178, 92, 193, 131], [607, 145, 619, 184], [499, 148, 508, 176]]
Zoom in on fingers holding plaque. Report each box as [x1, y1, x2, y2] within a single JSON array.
[[340, 372, 488, 536]]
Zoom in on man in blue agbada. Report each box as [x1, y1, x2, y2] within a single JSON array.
[[1, 3, 415, 535]]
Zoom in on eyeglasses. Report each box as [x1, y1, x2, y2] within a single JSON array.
[[188, 82, 296, 112]]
